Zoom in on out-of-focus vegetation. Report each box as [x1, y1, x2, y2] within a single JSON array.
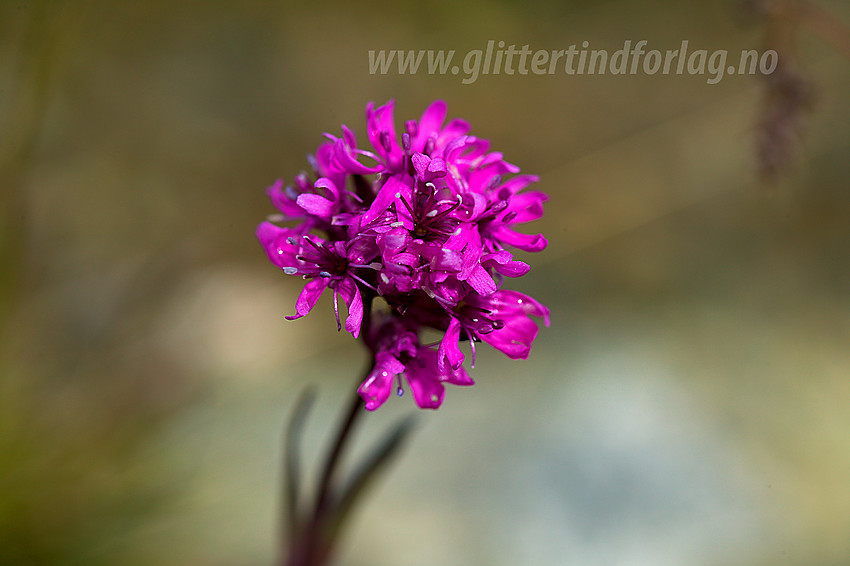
[[1, 1, 849, 565]]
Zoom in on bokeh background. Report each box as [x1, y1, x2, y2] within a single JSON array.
[[2, 1, 849, 565]]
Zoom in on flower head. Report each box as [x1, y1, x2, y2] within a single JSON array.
[[258, 100, 549, 410]]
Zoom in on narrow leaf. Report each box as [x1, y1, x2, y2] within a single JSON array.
[[322, 415, 418, 547], [283, 387, 317, 546]]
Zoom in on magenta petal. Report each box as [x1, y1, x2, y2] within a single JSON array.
[[411, 152, 430, 178], [472, 290, 550, 358], [504, 191, 548, 224], [367, 100, 396, 142], [427, 157, 447, 177], [256, 221, 285, 251], [454, 228, 483, 280], [411, 152, 447, 182], [313, 177, 341, 199], [465, 264, 497, 296], [358, 352, 405, 411], [366, 100, 402, 167], [412, 99, 447, 151], [266, 180, 305, 217], [407, 376, 445, 409], [493, 227, 549, 252], [482, 251, 530, 277], [480, 319, 537, 359], [341, 125, 358, 149], [256, 222, 298, 269], [498, 260, 531, 277], [387, 251, 418, 268], [438, 318, 465, 372], [431, 248, 463, 273], [500, 174, 539, 194], [338, 278, 364, 338], [443, 365, 474, 386], [296, 194, 334, 218], [362, 174, 410, 225], [358, 371, 392, 411], [377, 228, 412, 256], [444, 222, 479, 251], [435, 118, 471, 148], [333, 139, 382, 174], [314, 142, 337, 176], [501, 289, 551, 326], [286, 278, 328, 320], [405, 362, 446, 409], [462, 192, 489, 222]]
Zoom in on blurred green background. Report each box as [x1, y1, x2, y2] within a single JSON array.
[[2, 1, 849, 565]]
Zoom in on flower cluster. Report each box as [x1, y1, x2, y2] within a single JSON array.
[[257, 100, 549, 410]]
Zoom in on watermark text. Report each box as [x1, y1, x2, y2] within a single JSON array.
[[368, 40, 778, 85]]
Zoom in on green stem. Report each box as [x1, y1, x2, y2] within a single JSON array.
[[284, 372, 369, 566]]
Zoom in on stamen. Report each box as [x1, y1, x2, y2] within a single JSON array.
[[397, 194, 415, 220], [380, 131, 392, 153], [429, 227, 460, 237], [301, 236, 337, 264], [489, 200, 508, 215], [333, 289, 341, 331], [466, 327, 477, 368], [405, 119, 418, 137], [349, 262, 382, 270], [463, 305, 491, 314], [430, 292, 454, 307], [349, 272, 378, 292], [477, 322, 495, 334], [428, 198, 463, 223]]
